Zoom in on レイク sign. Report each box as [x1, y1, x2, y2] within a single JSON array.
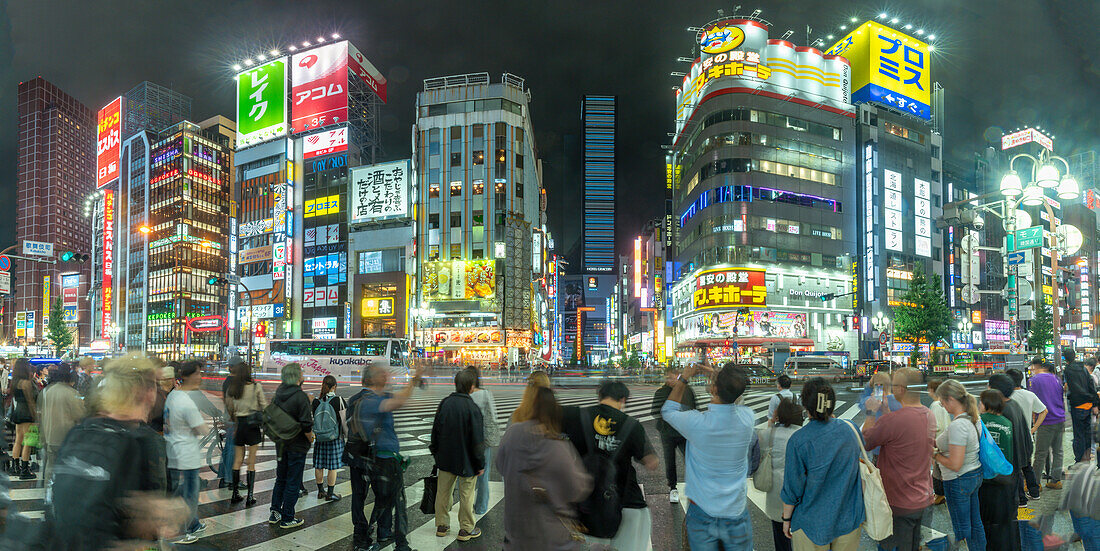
[[691, 268, 767, 311], [96, 97, 122, 188], [236, 57, 288, 148], [101, 189, 114, 339]]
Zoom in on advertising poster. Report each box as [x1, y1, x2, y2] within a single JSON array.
[[562, 277, 585, 312], [827, 21, 931, 119], [235, 58, 287, 148], [347, 42, 388, 102], [291, 41, 349, 134], [349, 160, 410, 223], [101, 189, 114, 338], [303, 125, 349, 159], [681, 310, 808, 340], [96, 97, 122, 188], [691, 268, 766, 311], [423, 260, 495, 301]]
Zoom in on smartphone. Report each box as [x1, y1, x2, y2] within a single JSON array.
[[872, 387, 884, 401]]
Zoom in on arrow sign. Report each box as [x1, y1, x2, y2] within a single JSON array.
[[1007, 251, 1026, 266]]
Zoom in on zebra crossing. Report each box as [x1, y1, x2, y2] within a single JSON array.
[[3, 384, 868, 548]]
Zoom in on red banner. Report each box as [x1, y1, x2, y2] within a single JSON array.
[[96, 97, 122, 188], [348, 42, 387, 103], [101, 190, 114, 338], [692, 268, 767, 311], [291, 42, 348, 134]]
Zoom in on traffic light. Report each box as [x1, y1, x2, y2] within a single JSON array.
[[207, 277, 229, 286], [820, 293, 836, 301], [60, 251, 89, 262]]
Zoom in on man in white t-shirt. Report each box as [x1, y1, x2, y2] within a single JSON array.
[[767, 375, 795, 423], [1007, 367, 1047, 501], [165, 361, 211, 544]]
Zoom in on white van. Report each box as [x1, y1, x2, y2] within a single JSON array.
[[783, 356, 845, 382]]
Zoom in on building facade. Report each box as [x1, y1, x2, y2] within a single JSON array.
[[581, 95, 616, 274], [412, 73, 548, 366], [123, 81, 191, 138], [12, 77, 96, 347]]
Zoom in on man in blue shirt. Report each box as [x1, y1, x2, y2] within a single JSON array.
[[662, 362, 757, 551], [345, 363, 424, 551]]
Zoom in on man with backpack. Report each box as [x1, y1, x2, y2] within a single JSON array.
[[767, 374, 795, 422], [651, 366, 697, 503], [264, 362, 314, 529], [661, 363, 756, 550], [345, 363, 424, 551], [429, 369, 486, 542], [563, 380, 659, 551]]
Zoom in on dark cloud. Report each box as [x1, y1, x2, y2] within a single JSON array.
[[2, 0, 1098, 257]]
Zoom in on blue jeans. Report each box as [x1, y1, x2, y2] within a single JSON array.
[[169, 468, 201, 534], [684, 502, 752, 551], [943, 469, 986, 551], [271, 450, 307, 519], [1074, 514, 1100, 551], [474, 447, 492, 515], [218, 421, 236, 481]]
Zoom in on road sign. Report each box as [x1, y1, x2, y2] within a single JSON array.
[[1015, 226, 1044, 250], [0, 272, 9, 294], [880, 332, 890, 346], [22, 240, 54, 257], [1007, 251, 1026, 266], [0, 255, 9, 272]]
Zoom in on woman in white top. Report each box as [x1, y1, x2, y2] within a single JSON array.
[[467, 366, 501, 515], [758, 397, 802, 551], [932, 379, 986, 551], [224, 361, 267, 507]]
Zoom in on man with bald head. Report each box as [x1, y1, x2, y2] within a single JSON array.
[[861, 368, 935, 551]]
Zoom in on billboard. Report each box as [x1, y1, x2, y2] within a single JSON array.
[[683, 311, 808, 340], [96, 97, 123, 188], [691, 268, 767, 311], [827, 21, 931, 119], [235, 57, 288, 148], [1001, 128, 1054, 152], [303, 126, 349, 159], [562, 277, 586, 311], [42, 276, 50, 329], [423, 260, 496, 301], [101, 189, 114, 339], [349, 160, 410, 223], [291, 42, 349, 134], [347, 42, 388, 103]]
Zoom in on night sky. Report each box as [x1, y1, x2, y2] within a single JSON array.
[[2, 0, 1098, 264]]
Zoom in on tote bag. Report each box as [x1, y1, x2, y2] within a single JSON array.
[[977, 419, 1013, 479], [753, 427, 774, 492], [843, 420, 893, 541]]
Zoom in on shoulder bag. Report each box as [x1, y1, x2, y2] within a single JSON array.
[[240, 383, 264, 429], [977, 419, 1013, 479], [753, 426, 775, 492], [842, 419, 892, 541]]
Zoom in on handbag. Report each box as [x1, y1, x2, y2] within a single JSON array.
[[843, 419, 893, 541], [240, 384, 264, 428], [419, 465, 439, 515], [22, 425, 39, 448], [977, 419, 1013, 479], [753, 427, 774, 492]]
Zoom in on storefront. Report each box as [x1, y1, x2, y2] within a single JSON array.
[[352, 272, 407, 339]]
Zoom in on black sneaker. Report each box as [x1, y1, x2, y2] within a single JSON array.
[[267, 511, 281, 525], [278, 517, 304, 529]]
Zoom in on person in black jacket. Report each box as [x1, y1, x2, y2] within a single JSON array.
[[652, 366, 697, 503], [429, 369, 485, 542], [1063, 348, 1099, 463], [989, 374, 1034, 512], [268, 362, 314, 529]]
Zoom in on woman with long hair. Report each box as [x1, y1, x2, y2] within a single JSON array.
[[311, 374, 345, 501], [224, 360, 267, 506], [497, 386, 592, 550], [9, 358, 38, 480], [933, 379, 986, 550], [510, 370, 551, 424]]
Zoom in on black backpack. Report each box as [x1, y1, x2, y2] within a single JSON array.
[[576, 406, 637, 539], [343, 390, 383, 464], [43, 418, 152, 549]]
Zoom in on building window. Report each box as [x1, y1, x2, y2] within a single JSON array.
[[472, 150, 484, 165], [450, 152, 461, 167], [429, 245, 439, 260], [472, 210, 484, 227], [450, 212, 462, 227], [428, 213, 439, 229], [515, 182, 524, 198], [472, 180, 484, 195], [428, 183, 439, 198], [450, 181, 462, 196], [450, 244, 461, 259], [515, 154, 524, 169], [472, 248, 484, 259]]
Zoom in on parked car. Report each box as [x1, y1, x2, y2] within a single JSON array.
[[737, 363, 776, 386], [783, 356, 845, 382]]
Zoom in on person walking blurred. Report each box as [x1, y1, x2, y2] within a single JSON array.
[[267, 362, 315, 529], [1063, 348, 1098, 463], [1030, 359, 1066, 489], [977, 389, 1020, 550], [148, 358, 174, 434], [468, 367, 501, 515], [74, 357, 94, 397], [9, 358, 38, 480], [224, 360, 267, 506], [430, 369, 486, 542], [163, 360, 212, 544], [928, 379, 952, 506], [760, 399, 802, 551], [861, 367, 934, 551], [932, 379, 986, 551], [497, 386, 592, 550], [311, 375, 346, 502], [652, 365, 698, 503], [781, 377, 865, 551], [1058, 460, 1100, 549], [38, 363, 85, 485], [510, 370, 551, 424], [662, 363, 756, 551]]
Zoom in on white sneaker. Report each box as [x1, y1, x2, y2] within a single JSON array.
[[670, 488, 680, 503], [175, 532, 200, 545]]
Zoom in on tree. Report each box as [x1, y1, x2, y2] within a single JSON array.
[[1027, 300, 1054, 353], [892, 263, 952, 365], [46, 297, 73, 357], [624, 349, 641, 370]]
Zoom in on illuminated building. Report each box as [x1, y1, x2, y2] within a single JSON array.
[[13, 77, 95, 346], [582, 95, 616, 273], [412, 73, 549, 366], [668, 14, 859, 362], [123, 81, 191, 138]]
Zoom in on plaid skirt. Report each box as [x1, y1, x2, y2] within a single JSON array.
[[312, 437, 346, 470]]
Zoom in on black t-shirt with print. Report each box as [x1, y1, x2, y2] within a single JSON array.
[[561, 403, 653, 509]]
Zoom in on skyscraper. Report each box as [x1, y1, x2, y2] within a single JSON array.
[[13, 77, 96, 345], [581, 95, 616, 273], [123, 81, 191, 138]]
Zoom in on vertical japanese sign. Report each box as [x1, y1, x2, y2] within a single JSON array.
[[349, 160, 409, 223], [101, 189, 114, 339], [827, 21, 930, 119], [291, 41, 349, 134], [96, 97, 122, 188], [884, 169, 903, 252], [272, 183, 287, 280], [914, 178, 932, 257], [864, 143, 876, 302], [41, 276, 50, 329], [235, 57, 288, 148], [15, 312, 25, 338]]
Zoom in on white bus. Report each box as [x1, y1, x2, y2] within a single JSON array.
[[261, 338, 409, 382]]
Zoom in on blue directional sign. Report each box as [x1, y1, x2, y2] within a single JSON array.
[[1007, 251, 1026, 266]]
